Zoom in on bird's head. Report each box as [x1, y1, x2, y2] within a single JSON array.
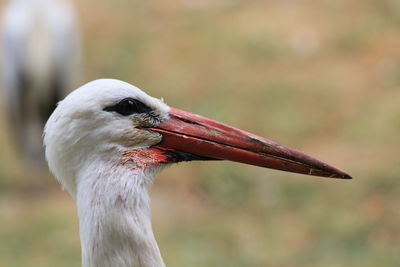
[[44, 79, 169, 194], [44, 79, 350, 196]]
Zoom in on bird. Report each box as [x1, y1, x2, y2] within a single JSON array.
[[1, 0, 80, 163], [44, 79, 351, 267]]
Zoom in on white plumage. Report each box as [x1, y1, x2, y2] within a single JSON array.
[[45, 80, 167, 267], [2, 0, 80, 162], [44, 79, 350, 267]]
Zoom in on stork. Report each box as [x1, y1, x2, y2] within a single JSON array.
[[1, 0, 80, 163], [44, 79, 351, 267]]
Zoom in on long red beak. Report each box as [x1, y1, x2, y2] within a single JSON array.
[[148, 108, 351, 179]]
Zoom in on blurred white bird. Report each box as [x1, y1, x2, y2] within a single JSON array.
[[1, 0, 80, 163], [44, 79, 351, 267]]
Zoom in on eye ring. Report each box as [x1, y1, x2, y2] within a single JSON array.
[[104, 98, 152, 116]]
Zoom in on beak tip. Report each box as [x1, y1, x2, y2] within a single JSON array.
[[341, 173, 352, 179], [332, 172, 352, 179]]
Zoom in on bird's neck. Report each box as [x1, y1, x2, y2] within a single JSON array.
[[76, 161, 165, 267]]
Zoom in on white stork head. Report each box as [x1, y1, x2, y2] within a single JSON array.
[[44, 79, 170, 196], [44, 79, 350, 196], [43, 79, 350, 267]]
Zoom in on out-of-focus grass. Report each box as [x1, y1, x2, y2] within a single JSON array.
[[0, 193, 80, 267], [1, 0, 400, 266]]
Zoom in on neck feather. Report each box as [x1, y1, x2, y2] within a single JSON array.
[[76, 161, 165, 267]]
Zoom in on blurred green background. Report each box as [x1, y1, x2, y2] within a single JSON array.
[[1, 0, 400, 266]]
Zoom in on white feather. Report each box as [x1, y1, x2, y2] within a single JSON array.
[[2, 0, 80, 162], [44, 79, 169, 267]]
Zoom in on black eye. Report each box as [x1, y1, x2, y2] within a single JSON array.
[[104, 98, 152, 116]]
